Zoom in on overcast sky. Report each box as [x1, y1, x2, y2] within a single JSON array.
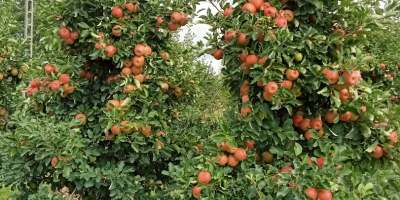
[[179, 2, 224, 74]]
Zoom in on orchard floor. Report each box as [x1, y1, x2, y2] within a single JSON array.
[[0, 187, 13, 200]]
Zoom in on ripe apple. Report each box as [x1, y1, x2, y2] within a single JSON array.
[[339, 88, 349, 101], [380, 63, 386, 70], [325, 70, 339, 84], [286, 69, 299, 81], [343, 71, 359, 85]]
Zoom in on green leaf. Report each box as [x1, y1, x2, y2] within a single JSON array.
[[258, 181, 267, 190], [357, 184, 364, 193], [337, 167, 352, 175], [212, 133, 226, 145], [331, 122, 344, 134], [117, 161, 125, 171], [80, 30, 89, 38], [62, 166, 72, 177], [359, 124, 371, 138], [276, 187, 289, 197], [260, 103, 273, 119], [366, 141, 379, 153], [312, 1, 323, 8], [361, 56, 374, 63], [364, 183, 374, 191], [131, 143, 139, 152], [121, 97, 131, 106], [148, 111, 158, 118], [331, 90, 341, 108], [282, 119, 293, 131], [246, 185, 256, 198], [370, 15, 384, 20], [134, 79, 141, 89], [77, 22, 89, 29], [84, 180, 94, 188], [227, 140, 237, 149], [220, 122, 228, 133], [270, 146, 280, 155], [251, 32, 259, 41], [294, 19, 299, 27], [338, 177, 350, 189], [318, 87, 329, 97], [294, 143, 302, 156]]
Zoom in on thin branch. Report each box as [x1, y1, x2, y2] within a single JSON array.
[[125, 134, 132, 144], [69, 188, 77, 200], [209, 0, 222, 12]]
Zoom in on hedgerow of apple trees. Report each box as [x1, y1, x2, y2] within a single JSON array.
[[0, 0, 30, 128], [366, 1, 400, 105], [160, 0, 400, 199], [0, 0, 229, 199]]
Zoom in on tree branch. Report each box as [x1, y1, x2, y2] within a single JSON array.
[[209, 0, 221, 12]]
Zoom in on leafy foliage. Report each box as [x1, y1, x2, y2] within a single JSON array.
[[0, 0, 225, 199], [0, 0, 29, 119], [166, 0, 400, 199], [1, 0, 400, 199]]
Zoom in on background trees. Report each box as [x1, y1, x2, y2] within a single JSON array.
[[0, 0, 29, 121]]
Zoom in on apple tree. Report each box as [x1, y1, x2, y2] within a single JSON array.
[[162, 0, 400, 199], [0, 0, 225, 199]]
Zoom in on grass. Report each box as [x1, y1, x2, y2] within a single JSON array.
[[0, 187, 14, 200]]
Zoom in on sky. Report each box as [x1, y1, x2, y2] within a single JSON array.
[[179, 2, 225, 74]]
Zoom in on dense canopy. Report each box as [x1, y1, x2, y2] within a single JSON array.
[[0, 0, 400, 199]]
